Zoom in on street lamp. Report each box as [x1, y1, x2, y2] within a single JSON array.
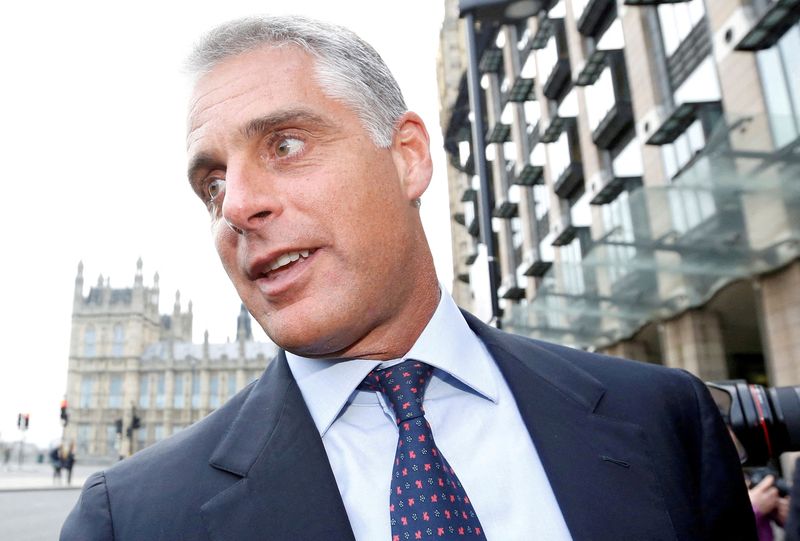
[[458, 0, 543, 328]]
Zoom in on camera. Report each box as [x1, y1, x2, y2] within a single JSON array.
[[706, 380, 800, 466], [747, 466, 790, 497]]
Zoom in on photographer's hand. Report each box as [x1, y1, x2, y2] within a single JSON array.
[[750, 475, 780, 516], [776, 495, 790, 526]]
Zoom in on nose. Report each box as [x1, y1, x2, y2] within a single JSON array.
[[220, 158, 278, 235]]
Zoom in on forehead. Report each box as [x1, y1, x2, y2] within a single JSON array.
[[187, 45, 326, 143]]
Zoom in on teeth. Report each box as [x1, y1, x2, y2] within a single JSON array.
[[268, 250, 311, 271]]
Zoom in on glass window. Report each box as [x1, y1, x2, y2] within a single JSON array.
[[139, 374, 150, 408], [154, 424, 164, 442], [539, 235, 555, 265], [658, 0, 705, 57], [80, 375, 93, 408], [173, 374, 184, 409], [571, 0, 589, 21], [106, 425, 117, 455], [524, 101, 540, 128], [228, 374, 237, 399], [209, 374, 220, 409], [77, 424, 91, 455], [108, 375, 122, 408], [137, 425, 147, 447], [561, 238, 585, 295], [586, 67, 616, 132], [111, 324, 124, 357], [458, 141, 471, 168], [511, 217, 524, 251], [597, 19, 624, 50], [602, 191, 637, 284], [547, 131, 571, 182], [757, 25, 800, 148], [191, 372, 201, 408], [780, 26, 800, 128], [549, 0, 566, 18], [84, 326, 96, 358], [661, 119, 706, 180], [155, 374, 165, 409], [673, 56, 721, 105], [557, 88, 579, 118], [533, 185, 550, 220], [612, 136, 643, 177], [668, 188, 716, 234], [520, 50, 536, 79], [537, 33, 558, 83], [570, 190, 592, 227]]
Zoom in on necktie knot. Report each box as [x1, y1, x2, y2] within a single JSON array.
[[361, 360, 433, 424]]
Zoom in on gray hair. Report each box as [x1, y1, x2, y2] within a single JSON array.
[[186, 15, 407, 148]]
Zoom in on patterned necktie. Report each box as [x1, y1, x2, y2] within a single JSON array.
[[361, 360, 487, 540]]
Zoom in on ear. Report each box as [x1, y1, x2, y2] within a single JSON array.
[[390, 112, 433, 202]]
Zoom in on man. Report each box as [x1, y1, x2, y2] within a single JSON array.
[[62, 15, 755, 540]]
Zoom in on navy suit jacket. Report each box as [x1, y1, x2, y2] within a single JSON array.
[[61, 312, 756, 540]]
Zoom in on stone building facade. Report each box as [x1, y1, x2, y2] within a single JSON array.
[[439, 0, 800, 384], [63, 260, 276, 459]]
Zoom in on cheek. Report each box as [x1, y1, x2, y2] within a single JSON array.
[[212, 220, 240, 272]]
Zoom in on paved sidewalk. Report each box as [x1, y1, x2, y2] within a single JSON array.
[[0, 463, 103, 492]]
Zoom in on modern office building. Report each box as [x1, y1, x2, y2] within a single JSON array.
[[62, 260, 276, 459], [439, 0, 800, 384]]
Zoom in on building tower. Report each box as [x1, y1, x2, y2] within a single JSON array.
[[64, 259, 164, 456]]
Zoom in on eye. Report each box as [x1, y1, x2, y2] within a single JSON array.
[[206, 178, 225, 206], [275, 137, 305, 158]]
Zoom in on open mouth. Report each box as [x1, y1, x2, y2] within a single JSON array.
[[261, 248, 316, 278]]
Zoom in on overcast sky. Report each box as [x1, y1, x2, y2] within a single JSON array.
[[0, 0, 452, 447]]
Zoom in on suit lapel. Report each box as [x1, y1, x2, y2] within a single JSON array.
[[200, 352, 355, 541], [464, 312, 677, 540]]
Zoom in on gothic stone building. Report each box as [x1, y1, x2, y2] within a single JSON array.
[[63, 259, 276, 460]]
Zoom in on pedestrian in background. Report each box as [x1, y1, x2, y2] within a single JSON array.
[[49, 445, 62, 485], [62, 443, 76, 486]]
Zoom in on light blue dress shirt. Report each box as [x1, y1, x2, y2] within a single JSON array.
[[286, 290, 572, 540]]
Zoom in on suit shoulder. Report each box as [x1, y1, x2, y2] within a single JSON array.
[[61, 471, 113, 541]]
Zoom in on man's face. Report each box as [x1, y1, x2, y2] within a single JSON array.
[[187, 46, 430, 358]]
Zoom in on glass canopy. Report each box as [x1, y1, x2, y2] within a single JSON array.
[[504, 113, 800, 348]]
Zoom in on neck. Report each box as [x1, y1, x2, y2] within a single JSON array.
[[327, 276, 440, 361], [300, 250, 440, 361]]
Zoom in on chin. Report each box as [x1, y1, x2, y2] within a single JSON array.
[[254, 308, 341, 357]]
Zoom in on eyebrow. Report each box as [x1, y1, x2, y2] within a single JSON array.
[[239, 108, 335, 141], [186, 152, 221, 189]]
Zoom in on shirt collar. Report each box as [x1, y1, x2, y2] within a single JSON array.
[[286, 287, 498, 436]]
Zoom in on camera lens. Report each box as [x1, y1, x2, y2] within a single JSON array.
[[706, 380, 800, 466]]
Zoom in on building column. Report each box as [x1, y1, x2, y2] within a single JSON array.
[[659, 309, 728, 380], [600, 340, 650, 363], [758, 262, 800, 386]]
